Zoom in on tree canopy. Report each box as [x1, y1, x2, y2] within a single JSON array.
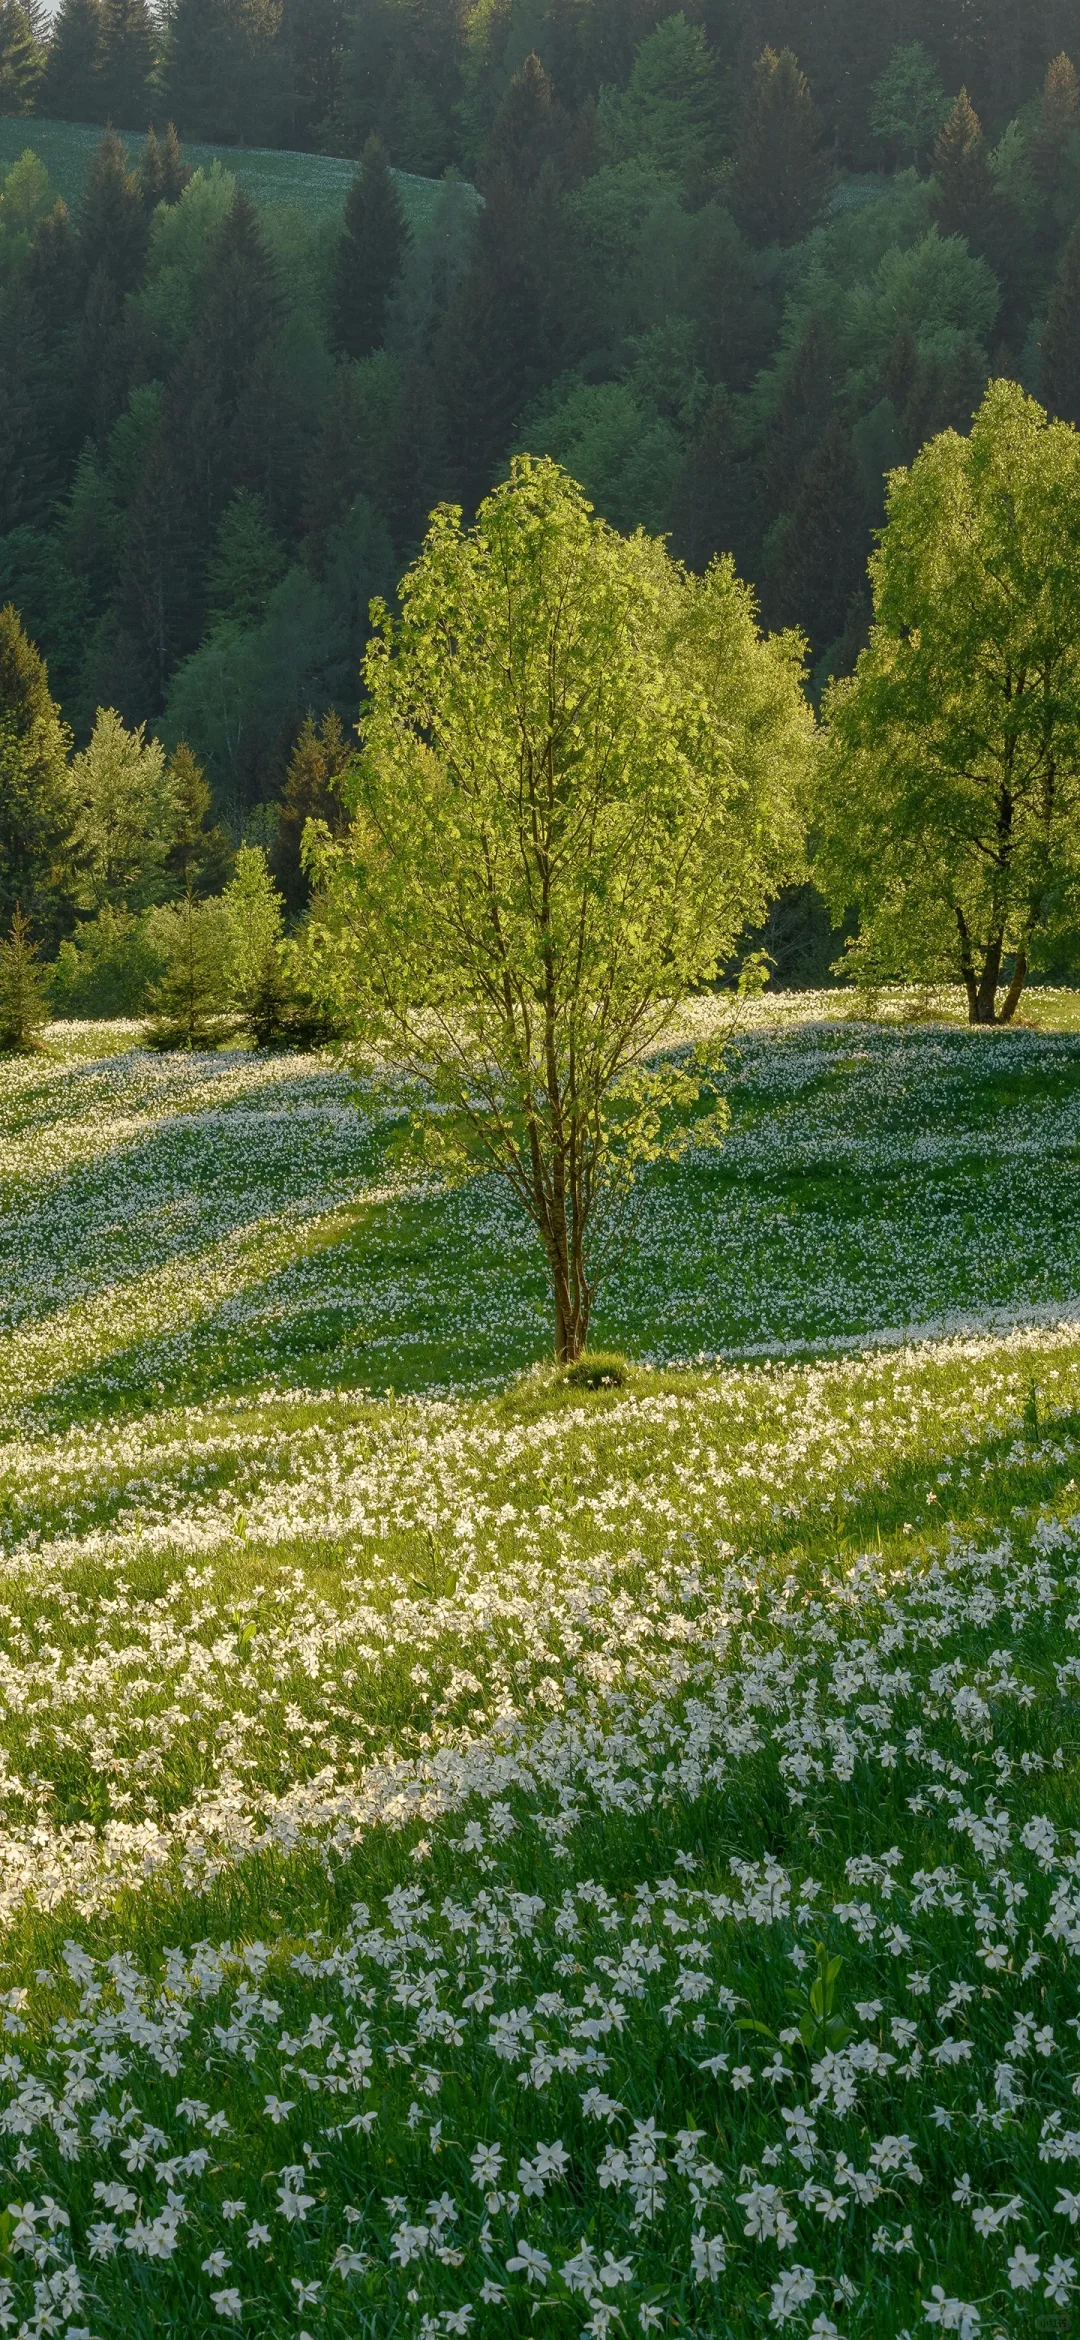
[[815, 380, 1080, 1023], [310, 457, 813, 1360]]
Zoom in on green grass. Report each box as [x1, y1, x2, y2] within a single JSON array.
[[0, 995, 1079, 2333], [0, 113, 470, 232]]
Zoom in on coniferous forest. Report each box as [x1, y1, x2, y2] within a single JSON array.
[[3, 0, 1080, 1002]]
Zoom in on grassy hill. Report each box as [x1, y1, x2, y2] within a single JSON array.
[[0, 996, 1078, 2334], [0, 114, 470, 232]]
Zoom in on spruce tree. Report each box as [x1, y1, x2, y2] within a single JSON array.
[[205, 488, 286, 626], [270, 709, 350, 912], [1042, 221, 1080, 427], [0, 907, 49, 1054], [769, 414, 867, 654], [163, 0, 279, 145], [932, 89, 993, 246], [732, 46, 830, 248], [40, 0, 102, 122], [79, 127, 148, 292], [329, 136, 409, 364], [137, 121, 190, 208], [0, 605, 74, 944], [0, 1, 43, 114], [96, 0, 155, 128], [1030, 53, 1080, 203], [163, 741, 233, 898], [145, 891, 230, 1049]]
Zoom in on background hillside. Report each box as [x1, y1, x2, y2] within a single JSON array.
[[3, 0, 1080, 979]]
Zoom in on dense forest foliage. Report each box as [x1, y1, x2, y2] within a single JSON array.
[[3, 0, 1080, 997]]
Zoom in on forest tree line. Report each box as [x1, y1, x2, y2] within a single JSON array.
[[4, 0, 1080, 1007]]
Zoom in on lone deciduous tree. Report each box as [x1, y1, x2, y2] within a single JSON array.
[[814, 381, 1080, 1025], [310, 458, 812, 1363]]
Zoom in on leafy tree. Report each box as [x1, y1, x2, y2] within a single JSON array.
[[0, 604, 73, 944], [814, 381, 1080, 1026], [329, 136, 410, 364], [40, 0, 103, 122], [49, 904, 165, 1016], [0, 905, 48, 1050], [732, 46, 830, 249], [310, 456, 811, 1363], [68, 705, 174, 912], [0, 2, 43, 115], [870, 42, 948, 167], [519, 376, 684, 536], [96, 0, 155, 127], [1042, 220, 1080, 425]]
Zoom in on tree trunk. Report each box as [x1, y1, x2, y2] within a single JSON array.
[[997, 948, 1028, 1024], [973, 934, 1003, 1024]]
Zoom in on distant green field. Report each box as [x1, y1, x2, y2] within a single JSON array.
[[0, 112, 467, 232]]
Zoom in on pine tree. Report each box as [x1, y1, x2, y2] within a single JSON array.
[[732, 46, 830, 248], [0, 907, 49, 1053], [163, 0, 280, 145], [144, 890, 230, 1049], [170, 188, 294, 547], [329, 136, 410, 363], [138, 121, 190, 208], [40, 0, 102, 122], [1042, 220, 1080, 426], [222, 843, 288, 1045], [270, 709, 350, 912], [932, 89, 993, 246], [486, 53, 562, 194], [768, 414, 867, 653], [79, 127, 148, 292], [163, 740, 234, 897], [0, 605, 74, 944], [96, 0, 155, 127], [206, 488, 286, 626], [0, 1, 44, 114], [277, 0, 345, 149], [1030, 52, 1080, 203]]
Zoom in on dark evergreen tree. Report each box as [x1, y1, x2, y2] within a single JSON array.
[[277, 0, 346, 148], [163, 0, 281, 144], [1042, 220, 1080, 425], [329, 136, 410, 363], [485, 52, 564, 194], [137, 121, 191, 208], [163, 741, 234, 896], [1030, 51, 1080, 202], [0, 0, 43, 113], [0, 606, 74, 945], [79, 128, 148, 292], [768, 414, 866, 653], [732, 46, 830, 248], [758, 315, 843, 518], [932, 89, 994, 245], [0, 907, 49, 1053], [270, 710, 350, 912], [96, 0, 155, 127], [40, 0, 102, 122]]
